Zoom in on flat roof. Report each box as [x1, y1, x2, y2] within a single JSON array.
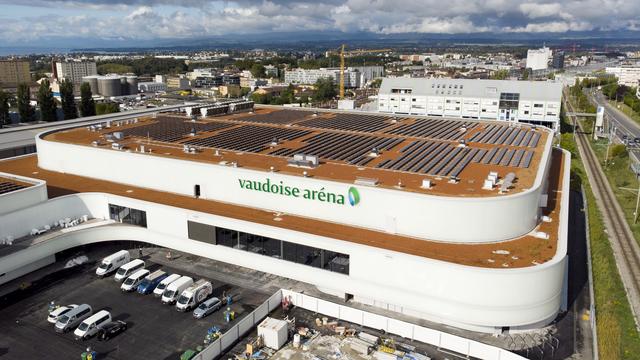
[[0, 175, 32, 195], [379, 77, 563, 102], [43, 108, 550, 197], [0, 150, 565, 269]]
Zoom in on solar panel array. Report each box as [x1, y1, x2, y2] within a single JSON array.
[[386, 119, 478, 141], [297, 113, 398, 133], [467, 125, 541, 148], [479, 147, 534, 168], [235, 109, 313, 125], [182, 125, 311, 153], [270, 132, 403, 166], [0, 181, 27, 195], [376, 141, 488, 177], [114, 117, 235, 143]]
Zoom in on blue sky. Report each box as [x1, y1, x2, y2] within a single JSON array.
[[1, 0, 639, 46]]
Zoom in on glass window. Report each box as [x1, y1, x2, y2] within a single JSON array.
[[323, 250, 350, 274], [216, 227, 238, 248], [108, 204, 147, 227]]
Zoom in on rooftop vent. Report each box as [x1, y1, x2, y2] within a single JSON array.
[[270, 137, 279, 146], [500, 172, 516, 193], [288, 154, 319, 168], [354, 177, 379, 187], [421, 179, 432, 189], [369, 147, 380, 157], [112, 132, 124, 140]]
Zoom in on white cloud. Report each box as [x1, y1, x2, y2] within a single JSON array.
[[0, 0, 639, 44]]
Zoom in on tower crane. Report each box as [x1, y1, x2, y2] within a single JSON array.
[[330, 44, 391, 99]]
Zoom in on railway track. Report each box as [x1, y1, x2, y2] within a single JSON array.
[[566, 93, 640, 328]]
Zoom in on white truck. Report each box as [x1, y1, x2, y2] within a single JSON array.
[[175, 279, 213, 312], [96, 250, 130, 277], [161, 276, 194, 305]]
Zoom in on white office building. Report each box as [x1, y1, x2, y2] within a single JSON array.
[[605, 66, 640, 87], [285, 66, 384, 88], [378, 78, 563, 130], [526, 47, 552, 71], [55, 61, 97, 83]]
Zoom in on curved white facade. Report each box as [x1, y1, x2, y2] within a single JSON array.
[[0, 140, 570, 332], [35, 130, 553, 243]]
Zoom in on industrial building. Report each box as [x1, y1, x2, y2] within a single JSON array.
[[138, 81, 167, 93], [378, 78, 563, 130], [0, 104, 569, 334], [56, 61, 97, 83], [82, 74, 138, 97], [0, 60, 30, 89], [605, 66, 640, 87], [285, 66, 384, 88], [166, 76, 191, 90], [526, 47, 552, 71]]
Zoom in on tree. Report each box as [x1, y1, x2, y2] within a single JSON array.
[[60, 79, 78, 120], [313, 78, 337, 102], [37, 79, 57, 122], [0, 89, 11, 127], [95, 102, 120, 115], [370, 78, 382, 89], [250, 64, 266, 78], [80, 82, 96, 117], [16, 83, 35, 123]]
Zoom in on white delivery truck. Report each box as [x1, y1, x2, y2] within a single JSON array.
[[161, 276, 194, 305], [153, 273, 181, 297], [114, 259, 145, 282], [175, 279, 213, 312], [96, 250, 130, 277]]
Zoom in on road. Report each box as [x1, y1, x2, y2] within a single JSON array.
[[587, 89, 640, 139], [565, 91, 640, 330]]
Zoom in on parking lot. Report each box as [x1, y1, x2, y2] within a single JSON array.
[[0, 248, 270, 359]]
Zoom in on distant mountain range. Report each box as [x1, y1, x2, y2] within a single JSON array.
[[2, 30, 640, 55]]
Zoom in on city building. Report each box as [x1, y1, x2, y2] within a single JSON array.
[[526, 47, 552, 71], [194, 76, 223, 88], [138, 82, 167, 93], [285, 66, 384, 88], [605, 66, 640, 87], [155, 75, 167, 84], [55, 61, 97, 83], [166, 76, 191, 90], [378, 78, 562, 130], [0, 60, 30, 89], [0, 106, 570, 334], [264, 65, 279, 78], [552, 52, 565, 69]]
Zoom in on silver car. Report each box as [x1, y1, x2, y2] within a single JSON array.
[[193, 297, 221, 319]]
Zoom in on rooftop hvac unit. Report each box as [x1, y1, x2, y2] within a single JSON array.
[[112, 132, 124, 140], [369, 147, 380, 157], [270, 137, 279, 146], [421, 179, 431, 189], [111, 143, 122, 150], [257, 317, 288, 350]]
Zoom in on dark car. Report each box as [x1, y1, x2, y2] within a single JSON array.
[[97, 320, 127, 341]]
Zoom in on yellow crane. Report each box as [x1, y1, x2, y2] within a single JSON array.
[[333, 44, 391, 99]]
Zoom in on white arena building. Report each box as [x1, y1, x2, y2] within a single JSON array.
[[378, 78, 563, 131], [0, 104, 570, 334]]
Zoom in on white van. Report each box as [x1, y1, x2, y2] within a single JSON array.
[[153, 273, 181, 297], [96, 250, 130, 277], [73, 310, 112, 340], [55, 304, 92, 333], [114, 259, 145, 282], [161, 276, 193, 305], [121, 269, 150, 292], [176, 279, 213, 312]]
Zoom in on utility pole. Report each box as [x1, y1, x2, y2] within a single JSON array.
[[604, 125, 614, 168], [635, 174, 640, 224]]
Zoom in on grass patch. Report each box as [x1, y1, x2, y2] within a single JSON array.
[[563, 95, 640, 358]]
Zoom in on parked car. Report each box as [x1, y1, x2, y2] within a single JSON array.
[[121, 269, 150, 292], [114, 259, 145, 282], [47, 304, 78, 324], [97, 320, 128, 341], [193, 297, 222, 319], [55, 304, 92, 333], [74, 310, 112, 340], [137, 270, 168, 295], [153, 273, 181, 297], [176, 279, 213, 312], [161, 276, 193, 305]]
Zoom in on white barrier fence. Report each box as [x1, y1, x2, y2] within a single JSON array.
[[281, 289, 527, 360], [193, 290, 283, 360]]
